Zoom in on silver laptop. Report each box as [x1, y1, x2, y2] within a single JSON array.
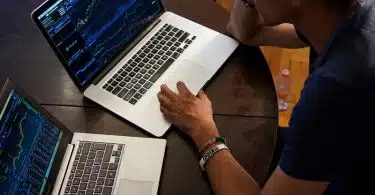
[[0, 79, 166, 195], [31, 0, 239, 137]]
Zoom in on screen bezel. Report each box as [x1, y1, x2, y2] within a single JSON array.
[[0, 79, 74, 195], [31, 0, 165, 91]]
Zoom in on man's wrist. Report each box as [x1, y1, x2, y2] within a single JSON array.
[[190, 122, 219, 150]]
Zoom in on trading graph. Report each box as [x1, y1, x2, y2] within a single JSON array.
[[38, 0, 162, 86], [0, 91, 62, 195]]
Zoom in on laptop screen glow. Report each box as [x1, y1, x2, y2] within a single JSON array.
[[37, 0, 163, 86]]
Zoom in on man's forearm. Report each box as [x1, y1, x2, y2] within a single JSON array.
[[206, 149, 260, 195]]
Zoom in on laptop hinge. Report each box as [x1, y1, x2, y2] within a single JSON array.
[[91, 16, 163, 86], [52, 144, 75, 195]]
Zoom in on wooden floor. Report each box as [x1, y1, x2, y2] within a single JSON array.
[[216, 0, 310, 127]]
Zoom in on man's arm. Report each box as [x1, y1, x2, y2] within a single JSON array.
[[227, 0, 307, 48]]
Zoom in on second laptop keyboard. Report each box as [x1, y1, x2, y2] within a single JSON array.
[[102, 24, 196, 105]]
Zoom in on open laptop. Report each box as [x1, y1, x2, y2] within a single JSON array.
[[0, 79, 166, 195], [31, 0, 239, 137]]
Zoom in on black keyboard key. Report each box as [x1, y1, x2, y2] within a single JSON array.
[[106, 86, 113, 92], [101, 163, 109, 170], [154, 55, 160, 60], [166, 42, 173, 46], [143, 74, 151, 80], [175, 30, 183, 38], [94, 158, 102, 165], [97, 177, 105, 185], [77, 163, 85, 170], [152, 65, 160, 70], [105, 178, 115, 186], [172, 27, 179, 32], [134, 84, 141, 90], [130, 62, 137, 67], [124, 76, 131, 82], [76, 170, 83, 177], [129, 98, 138, 105], [148, 69, 156, 74], [171, 46, 177, 51], [88, 181, 95, 189], [80, 155, 87, 162], [157, 60, 164, 65], [112, 81, 118, 86], [139, 88, 147, 94], [148, 44, 155, 49], [82, 143, 91, 155], [142, 58, 150, 63], [171, 37, 177, 42], [157, 36, 163, 40], [112, 87, 121, 95], [78, 191, 85, 195], [134, 93, 142, 99], [129, 72, 136, 77], [90, 173, 98, 181], [103, 84, 108, 89], [99, 170, 107, 178], [162, 55, 168, 60], [177, 48, 184, 53], [162, 46, 169, 51], [115, 157, 120, 163], [70, 174, 74, 179], [103, 187, 112, 195], [161, 31, 167, 36], [67, 180, 72, 186], [75, 155, 80, 161], [134, 58, 142, 62], [79, 183, 87, 190], [95, 185, 103, 193], [178, 32, 189, 42], [166, 25, 172, 31], [188, 40, 193, 44], [158, 50, 165, 55], [147, 53, 154, 58], [71, 186, 78, 193], [192, 36, 196, 40], [126, 83, 134, 89], [86, 160, 94, 166], [165, 36, 171, 41], [84, 166, 92, 174], [172, 52, 180, 59], [103, 145, 113, 162], [120, 71, 127, 77], [115, 76, 122, 82], [132, 55, 137, 60], [166, 51, 173, 56], [133, 67, 140, 72], [97, 150, 104, 158], [145, 64, 152, 69], [73, 178, 80, 185], [82, 174, 89, 182], [86, 189, 94, 195], [150, 59, 156, 64], [174, 42, 181, 47], [73, 161, 78, 166], [107, 171, 116, 178], [117, 88, 128, 98], [168, 32, 175, 36], [139, 79, 146, 84], [119, 82, 126, 87], [138, 62, 145, 68], [149, 58, 175, 83], [135, 74, 142, 79], [184, 44, 188, 49], [93, 166, 100, 174], [125, 67, 132, 72], [143, 82, 153, 89], [152, 40, 159, 45], [65, 186, 70, 193], [131, 78, 138, 84], [161, 40, 166, 45], [139, 53, 146, 58], [123, 89, 136, 101], [156, 45, 162, 49], [144, 48, 151, 53], [140, 69, 147, 74]]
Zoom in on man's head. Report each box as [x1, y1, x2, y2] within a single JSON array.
[[255, 0, 358, 26]]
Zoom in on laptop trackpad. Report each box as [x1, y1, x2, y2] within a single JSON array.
[[117, 179, 154, 195]]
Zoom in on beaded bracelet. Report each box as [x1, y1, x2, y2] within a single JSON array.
[[199, 136, 227, 153]]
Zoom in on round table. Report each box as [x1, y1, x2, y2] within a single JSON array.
[[0, 0, 278, 193]]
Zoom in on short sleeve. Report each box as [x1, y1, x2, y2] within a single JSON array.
[[279, 73, 353, 181]]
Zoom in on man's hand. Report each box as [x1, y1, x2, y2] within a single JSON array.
[[157, 81, 219, 149]]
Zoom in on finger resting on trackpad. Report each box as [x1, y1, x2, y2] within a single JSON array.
[[118, 179, 154, 195]]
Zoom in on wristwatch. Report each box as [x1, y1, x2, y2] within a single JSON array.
[[241, 0, 255, 8]]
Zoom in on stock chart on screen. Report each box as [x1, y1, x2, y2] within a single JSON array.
[[0, 91, 62, 195], [38, 0, 162, 86]]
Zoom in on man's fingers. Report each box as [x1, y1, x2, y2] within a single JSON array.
[[160, 106, 176, 121], [160, 84, 178, 100], [177, 81, 193, 96], [157, 92, 173, 111], [197, 90, 209, 100]]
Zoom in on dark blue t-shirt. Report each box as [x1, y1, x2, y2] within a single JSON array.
[[280, 1, 375, 194]]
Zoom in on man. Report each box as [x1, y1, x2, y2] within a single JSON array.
[[157, 0, 375, 194]]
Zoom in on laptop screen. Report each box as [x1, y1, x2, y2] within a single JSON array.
[[36, 0, 163, 86], [0, 90, 63, 194]]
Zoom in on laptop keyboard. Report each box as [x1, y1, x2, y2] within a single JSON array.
[[64, 141, 124, 195], [102, 24, 196, 105]]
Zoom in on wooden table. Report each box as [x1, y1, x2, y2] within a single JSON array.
[[0, 0, 278, 193]]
